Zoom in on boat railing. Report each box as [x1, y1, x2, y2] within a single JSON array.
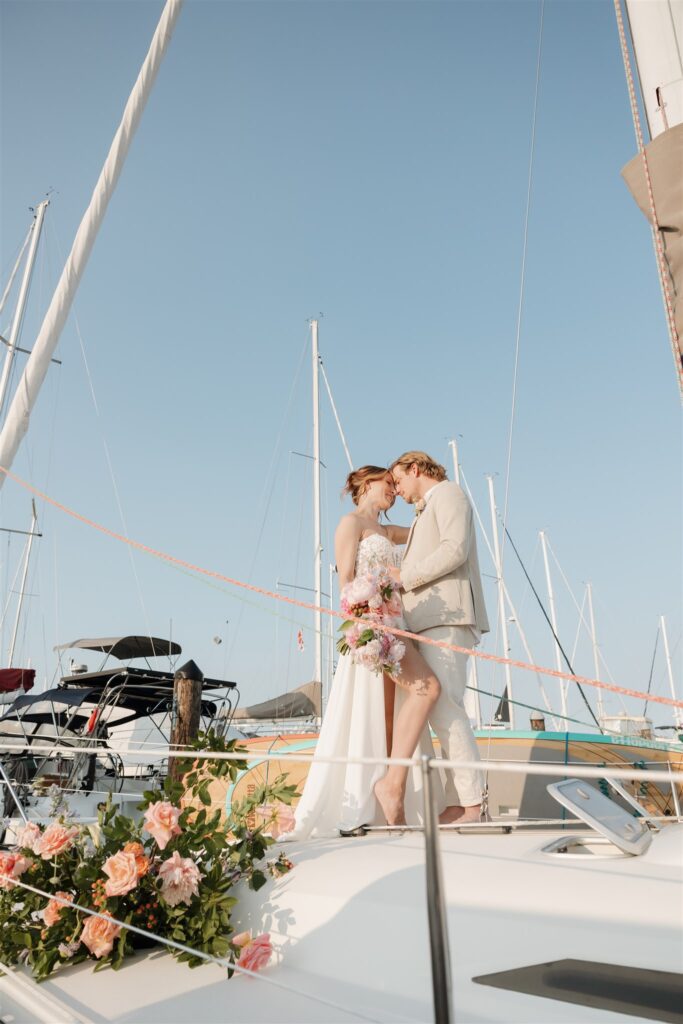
[[0, 740, 681, 1024]]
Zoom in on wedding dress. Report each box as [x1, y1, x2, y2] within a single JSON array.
[[288, 533, 444, 839]]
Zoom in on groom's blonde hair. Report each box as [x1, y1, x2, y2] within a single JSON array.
[[390, 450, 447, 482]]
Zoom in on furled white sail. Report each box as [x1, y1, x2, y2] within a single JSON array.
[[620, 0, 683, 393], [625, 0, 683, 137], [0, 0, 183, 490]]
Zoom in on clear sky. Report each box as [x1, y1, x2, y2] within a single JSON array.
[[0, 0, 680, 732]]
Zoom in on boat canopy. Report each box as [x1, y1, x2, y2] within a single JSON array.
[[232, 681, 320, 721], [0, 668, 34, 693], [54, 635, 182, 660]]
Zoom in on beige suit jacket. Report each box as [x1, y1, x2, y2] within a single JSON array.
[[400, 481, 490, 635]]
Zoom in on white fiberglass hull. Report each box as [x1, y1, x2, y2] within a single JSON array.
[[1, 825, 681, 1023]]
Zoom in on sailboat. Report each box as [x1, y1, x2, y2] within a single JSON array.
[[0, 1, 681, 1021]]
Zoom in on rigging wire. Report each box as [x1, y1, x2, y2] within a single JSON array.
[[502, 523, 602, 731], [499, 0, 545, 579], [318, 354, 353, 470], [48, 214, 154, 642], [0, 224, 32, 322], [226, 331, 310, 669], [643, 624, 660, 717], [460, 470, 557, 728], [548, 536, 626, 712]]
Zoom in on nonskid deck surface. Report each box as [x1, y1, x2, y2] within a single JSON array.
[[1, 826, 681, 1024]]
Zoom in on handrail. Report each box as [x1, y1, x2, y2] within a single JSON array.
[[0, 739, 680, 785]]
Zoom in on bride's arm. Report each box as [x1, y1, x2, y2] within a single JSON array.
[[335, 515, 362, 589], [385, 524, 410, 545]]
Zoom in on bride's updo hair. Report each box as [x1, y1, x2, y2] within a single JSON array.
[[343, 465, 390, 505]]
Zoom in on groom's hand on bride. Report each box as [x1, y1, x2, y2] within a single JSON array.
[[387, 566, 403, 589]]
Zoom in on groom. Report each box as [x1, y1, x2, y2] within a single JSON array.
[[389, 450, 489, 824]]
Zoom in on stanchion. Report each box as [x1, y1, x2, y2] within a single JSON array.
[[421, 754, 453, 1023]]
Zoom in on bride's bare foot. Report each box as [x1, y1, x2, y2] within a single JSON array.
[[374, 777, 406, 826]]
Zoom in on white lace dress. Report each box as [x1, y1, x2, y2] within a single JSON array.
[[288, 533, 444, 839]]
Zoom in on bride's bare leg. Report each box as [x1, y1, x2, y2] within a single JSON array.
[[375, 643, 440, 826], [383, 673, 395, 756]]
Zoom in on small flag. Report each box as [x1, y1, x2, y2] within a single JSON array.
[[296, 629, 305, 652]]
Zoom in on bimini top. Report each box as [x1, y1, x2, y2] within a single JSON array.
[[54, 636, 182, 661]]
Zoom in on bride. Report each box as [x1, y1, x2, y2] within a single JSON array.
[[289, 465, 444, 838]]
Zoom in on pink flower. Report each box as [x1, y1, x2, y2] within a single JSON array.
[[0, 851, 32, 890], [255, 802, 295, 838], [80, 913, 121, 958], [233, 931, 273, 973], [157, 850, 201, 907], [41, 891, 72, 927], [14, 821, 41, 853], [35, 823, 79, 860], [143, 801, 182, 850], [102, 850, 139, 897]]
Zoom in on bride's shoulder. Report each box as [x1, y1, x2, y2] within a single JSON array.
[[335, 513, 362, 541]]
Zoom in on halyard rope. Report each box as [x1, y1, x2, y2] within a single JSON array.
[[0, 464, 681, 710]]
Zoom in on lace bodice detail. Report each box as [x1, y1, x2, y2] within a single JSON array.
[[354, 533, 402, 576]]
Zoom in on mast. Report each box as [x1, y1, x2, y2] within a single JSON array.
[[660, 614, 682, 727], [0, 200, 49, 424], [586, 583, 605, 722], [540, 530, 569, 725], [486, 476, 514, 728], [7, 500, 38, 667], [311, 319, 323, 688], [448, 438, 461, 486], [0, 0, 184, 489]]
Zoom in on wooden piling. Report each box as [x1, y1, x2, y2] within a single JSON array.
[[168, 659, 203, 782]]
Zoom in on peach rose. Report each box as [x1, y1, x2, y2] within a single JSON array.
[[103, 850, 139, 897], [256, 802, 295, 838], [41, 891, 72, 927], [233, 931, 272, 973], [157, 850, 201, 907], [0, 851, 32, 890], [80, 913, 121, 958], [143, 801, 181, 850], [123, 841, 150, 878], [35, 823, 79, 860], [14, 821, 41, 853]]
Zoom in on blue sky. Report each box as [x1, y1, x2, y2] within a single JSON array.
[[0, 0, 680, 731]]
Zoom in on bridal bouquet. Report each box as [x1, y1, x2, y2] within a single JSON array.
[[0, 731, 296, 982], [337, 570, 406, 676]]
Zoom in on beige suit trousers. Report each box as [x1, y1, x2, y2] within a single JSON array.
[[419, 624, 483, 807]]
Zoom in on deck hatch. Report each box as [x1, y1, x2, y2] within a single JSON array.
[[472, 958, 683, 1022]]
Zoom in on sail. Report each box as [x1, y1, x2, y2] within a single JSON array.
[[625, 0, 683, 139], [620, 0, 683, 387], [622, 123, 683, 344], [0, 0, 183, 490]]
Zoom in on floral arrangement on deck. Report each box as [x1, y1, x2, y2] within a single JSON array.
[[337, 569, 405, 676], [0, 731, 297, 982]]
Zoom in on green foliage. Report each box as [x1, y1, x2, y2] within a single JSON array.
[[0, 730, 296, 982]]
